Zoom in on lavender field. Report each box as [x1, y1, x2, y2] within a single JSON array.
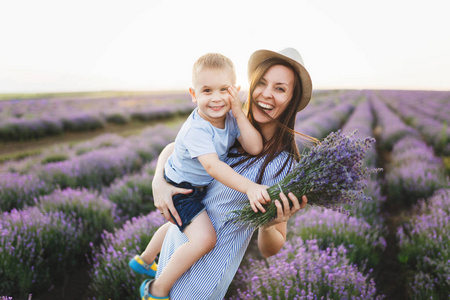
[[0, 91, 194, 142], [1, 90, 449, 300]]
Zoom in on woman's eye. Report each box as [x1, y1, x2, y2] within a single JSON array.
[[277, 87, 285, 92]]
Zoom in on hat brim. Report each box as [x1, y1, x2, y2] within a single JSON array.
[[248, 49, 312, 112]]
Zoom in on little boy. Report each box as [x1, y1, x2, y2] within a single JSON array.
[[129, 53, 270, 299]]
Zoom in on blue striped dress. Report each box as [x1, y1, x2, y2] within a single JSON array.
[[156, 151, 292, 299]]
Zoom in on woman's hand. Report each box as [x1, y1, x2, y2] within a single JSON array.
[[267, 192, 308, 226], [152, 172, 192, 226], [257, 192, 307, 257]]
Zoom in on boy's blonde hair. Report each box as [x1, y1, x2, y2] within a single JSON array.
[[192, 53, 236, 86]]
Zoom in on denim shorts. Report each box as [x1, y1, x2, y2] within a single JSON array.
[[165, 175, 208, 232]]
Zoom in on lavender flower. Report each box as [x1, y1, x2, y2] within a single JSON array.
[[103, 170, 155, 219], [88, 212, 165, 299], [341, 95, 377, 167], [386, 137, 447, 205], [370, 95, 419, 150], [0, 207, 81, 294], [397, 189, 450, 298], [230, 238, 384, 299], [0, 172, 53, 211], [287, 205, 386, 271], [233, 130, 380, 227], [38, 188, 119, 240]]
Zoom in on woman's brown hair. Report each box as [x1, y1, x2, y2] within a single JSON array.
[[230, 57, 314, 183]]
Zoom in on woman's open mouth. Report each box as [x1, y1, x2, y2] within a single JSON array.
[[257, 101, 274, 111]]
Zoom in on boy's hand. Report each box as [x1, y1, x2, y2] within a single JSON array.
[[246, 183, 271, 213], [227, 85, 245, 119]]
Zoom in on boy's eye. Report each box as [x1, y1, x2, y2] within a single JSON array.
[[203, 89, 211, 93], [221, 87, 228, 92]]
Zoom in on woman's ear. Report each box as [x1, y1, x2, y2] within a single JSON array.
[[189, 88, 197, 103]]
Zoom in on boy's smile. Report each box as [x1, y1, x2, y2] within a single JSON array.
[[189, 67, 235, 129]]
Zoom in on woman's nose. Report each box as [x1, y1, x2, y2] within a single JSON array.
[[261, 86, 272, 98]]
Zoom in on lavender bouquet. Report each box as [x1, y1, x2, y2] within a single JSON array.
[[233, 130, 381, 227]]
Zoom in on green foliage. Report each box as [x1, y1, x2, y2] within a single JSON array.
[[104, 172, 155, 219], [0, 207, 82, 296], [37, 188, 119, 247], [288, 206, 386, 271], [41, 153, 69, 164], [88, 212, 165, 299]]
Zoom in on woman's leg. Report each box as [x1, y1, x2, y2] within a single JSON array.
[[140, 222, 171, 264], [150, 210, 217, 297]]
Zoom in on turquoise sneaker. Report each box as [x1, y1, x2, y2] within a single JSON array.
[[140, 279, 169, 300], [129, 255, 157, 277]]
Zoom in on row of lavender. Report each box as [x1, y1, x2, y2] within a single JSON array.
[[0, 125, 177, 212], [1, 90, 449, 299], [0, 123, 180, 297], [379, 90, 450, 156], [0, 92, 194, 141]]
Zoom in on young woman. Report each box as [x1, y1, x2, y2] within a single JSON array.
[[143, 47, 312, 300]]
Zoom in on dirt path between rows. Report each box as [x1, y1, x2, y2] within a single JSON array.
[[0, 117, 187, 160]]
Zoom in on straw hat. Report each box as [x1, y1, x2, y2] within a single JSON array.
[[248, 47, 312, 112]]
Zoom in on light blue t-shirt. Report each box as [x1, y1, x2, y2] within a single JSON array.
[[164, 107, 241, 186]]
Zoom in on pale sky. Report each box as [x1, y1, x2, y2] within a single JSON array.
[[0, 0, 449, 93]]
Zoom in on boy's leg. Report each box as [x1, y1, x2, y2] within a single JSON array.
[[141, 222, 171, 264], [150, 210, 217, 297]]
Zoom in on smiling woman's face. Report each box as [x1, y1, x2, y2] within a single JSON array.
[[251, 64, 295, 125]]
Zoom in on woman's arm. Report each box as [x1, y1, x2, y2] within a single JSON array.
[[152, 142, 192, 226], [257, 192, 307, 257]]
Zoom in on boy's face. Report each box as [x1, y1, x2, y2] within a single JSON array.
[[189, 67, 235, 128]]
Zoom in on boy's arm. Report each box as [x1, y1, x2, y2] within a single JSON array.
[[197, 152, 270, 212], [228, 86, 263, 155]]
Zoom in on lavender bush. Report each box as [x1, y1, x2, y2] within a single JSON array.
[[386, 137, 448, 205], [346, 178, 386, 228], [0, 207, 82, 295], [38, 146, 143, 189], [0, 172, 53, 211], [230, 238, 384, 299], [61, 113, 104, 131], [370, 94, 419, 150], [37, 188, 119, 245], [233, 130, 380, 227], [0, 117, 63, 141], [71, 133, 127, 156], [341, 96, 377, 167], [397, 189, 450, 299], [87, 212, 165, 300], [295, 99, 355, 151], [287, 206, 386, 271], [103, 170, 155, 219]]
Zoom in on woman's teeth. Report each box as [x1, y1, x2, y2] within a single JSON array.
[[257, 102, 274, 110]]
